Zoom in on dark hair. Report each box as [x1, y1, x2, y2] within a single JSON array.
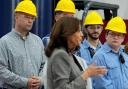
[[45, 17, 81, 57]]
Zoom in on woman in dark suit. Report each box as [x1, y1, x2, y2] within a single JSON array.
[[45, 17, 107, 89]]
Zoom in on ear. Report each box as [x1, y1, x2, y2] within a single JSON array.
[[54, 15, 57, 22], [15, 13, 19, 20], [55, 15, 60, 22], [55, 14, 63, 22]]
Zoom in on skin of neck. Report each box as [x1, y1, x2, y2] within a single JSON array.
[[88, 37, 100, 47], [15, 25, 28, 37], [108, 43, 120, 53]]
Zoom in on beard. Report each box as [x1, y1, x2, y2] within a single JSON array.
[[87, 32, 100, 40]]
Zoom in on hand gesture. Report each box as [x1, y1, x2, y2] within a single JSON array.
[[81, 62, 107, 80], [87, 62, 107, 77]]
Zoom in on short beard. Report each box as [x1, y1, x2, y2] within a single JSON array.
[[88, 32, 99, 40]]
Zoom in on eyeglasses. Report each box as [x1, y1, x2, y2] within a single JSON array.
[[108, 32, 125, 38]]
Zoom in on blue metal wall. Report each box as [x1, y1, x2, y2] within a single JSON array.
[[0, 0, 53, 38], [0, 0, 12, 37], [33, 0, 53, 38]]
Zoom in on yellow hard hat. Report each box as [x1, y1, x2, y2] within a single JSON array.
[[15, 0, 37, 17], [105, 16, 126, 34], [84, 11, 103, 25], [55, 0, 76, 14]]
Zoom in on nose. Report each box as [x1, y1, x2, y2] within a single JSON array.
[[28, 18, 34, 23], [94, 28, 99, 32], [80, 31, 84, 40], [80, 31, 83, 37]]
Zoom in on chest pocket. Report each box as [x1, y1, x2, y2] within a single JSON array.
[[107, 62, 120, 79]]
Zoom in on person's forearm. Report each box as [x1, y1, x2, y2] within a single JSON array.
[[81, 69, 90, 80], [0, 66, 28, 88]]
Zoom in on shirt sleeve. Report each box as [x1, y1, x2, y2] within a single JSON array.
[[0, 40, 28, 88], [92, 54, 114, 89]]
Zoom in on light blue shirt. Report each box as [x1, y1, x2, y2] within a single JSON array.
[[0, 30, 46, 89], [77, 39, 102, 65], [93, 43, 128, 89], [42, 34, 50, 48]]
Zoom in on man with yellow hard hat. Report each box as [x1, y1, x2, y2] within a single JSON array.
[[54, 0, 76, 21], [93, 16, 128, 89], [0, 0, 46, 89], [42, 0, 76, 48], [77, 11, 103, 65]]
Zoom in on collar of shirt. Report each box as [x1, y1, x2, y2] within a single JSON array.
[[11, 29, 30, 40], [81, 39, 102, 50], [102, 42, 124, 54]]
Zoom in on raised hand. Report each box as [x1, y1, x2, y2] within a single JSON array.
[[81, 62, 107, 80]]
